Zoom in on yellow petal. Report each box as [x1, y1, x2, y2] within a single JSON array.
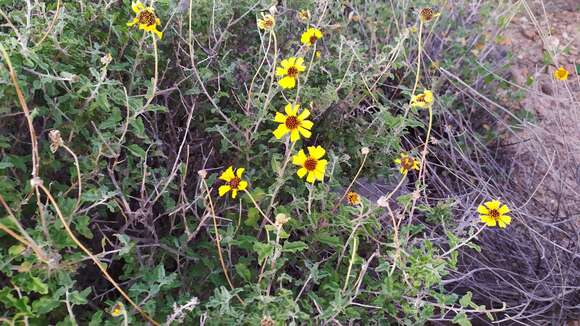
[[297, 167, 307, 178], [300, 119, 313, 129], [499, 204, 510, 214], [276, 67, 287, 76], [300, 31, 312, 45], [287, 57, 296, 66], [273, 124, 289, 139], [296, 57, 306, 71], [218, 185, 231, 197], [292, 150, 307, 166], [306, 171, 316, 183], [274, 112, 287, 123], [498, 220, 506, 228], [314, 29, 323, 38], [231, 189, 238, 198], [219, 166, 235, 181], [132, 1, 145, 13], [477, 205, 489, 215], [500, 215, 511, 225], [394, 158, 401, 164], [238, 180, 248, 191], [278, 76, 296, 89], [285, 103, 298, 116], [290, 129, 300, 142], [280, 59, 290, 69], [236, 168, 245, 178], [485, 200, 500, 210], [314, 169, 325, 181], [308, 146, 326, 159], [298, 127, 312, 138], [298, 109, 310, 120], [127, 18, 139, 27]]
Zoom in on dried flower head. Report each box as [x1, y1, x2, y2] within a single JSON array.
[[218, 166, 248, 199], [127, 1, 163, 39], [275, 213, 290, 227], [100, 53, 113, 66], [477, 199, 512, 228], [110, 302, 124, 317], [276, 57, 306, 89], [49, 130, 63, 153], [260, 315, 275, 326], [553, 66, 569, 81], [273, 103, 313, 142], [346, 192, 361, 205], [197, 169, 207, 179], [361, 147, 370, 155], [377, 196, 389, 207], [301, 27, 323, 46], [257, 13, 276, 30], [292, 146, 328, 183], [419, 7, 440, 23]]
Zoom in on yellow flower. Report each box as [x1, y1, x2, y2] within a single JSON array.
[[110, 302, 124, 317], [257, 13, 276, 30], [410, 90, 434, 109], [276, 57, 306, 89], [394, 153, 420, 175], [477, 200, 512, 228], [315, 50, 321, 59], [297, 10, 311, 23], [553, 66, 569, 81], [218, 166, 248, 199], [346, 192, 361, 205], [418, 7, 440, 23], [301, 27, 323, 46], [127, 1, 163, 39], [292, 146, 327, 183], [273, 103, 313, 142]]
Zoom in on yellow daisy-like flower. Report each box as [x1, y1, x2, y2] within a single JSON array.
[[301, 27, 323, 46], [553, 66, 569, 81], [257, 13, 276, 30], [127, 1, 163, 39], [218, 166, 248, 199], [394, 153, 420, 175], [477, 199, 512, 228], [273, 103, 313, 142], [292, 146, 328, 183], [110, 302, 124, 317], [410, 90, 434, 109], [276, 57, 306, 89], [418, 7, 440, 23], [346, 192, 361, 205]]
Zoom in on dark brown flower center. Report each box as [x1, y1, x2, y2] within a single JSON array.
[[415, 94, 426, 103], [309, 35, 318, 44], [347, 192, 360, 204], [264, 19, 273, 28], [138, 10, 156, 26], [489, 209, 499, 220], [304, 158, 317, 171], [401, 157, 415, 170], [287, 66, 298, 77], [285, 116, 299, 129], [420, 8, 434, 21], [228, 177, 241, 189]]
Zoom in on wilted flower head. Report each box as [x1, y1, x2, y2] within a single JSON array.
[[110, 302, 124, 317], [394, 153, 420, 175], [346, 192, 361, 205], [257, 13, 276, 30], [275, 213, 290, 227], [410, 90, 434, 109], [260, 315, 275, 326], [127, 1, 163, 39]]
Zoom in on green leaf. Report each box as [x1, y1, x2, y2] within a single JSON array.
[[244, 207, 259, 227], [235, 263, 251, 283], [459, 292, 473, 307], [282, 241, 308, 253], [253, 242, 273, 263], [74, 215, 93, 239], [452, 312, 471, 326], [127, 144, 146, 159]]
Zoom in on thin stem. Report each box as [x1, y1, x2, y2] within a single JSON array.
[[332, 151, 369, 212], [62, 145, 82, 214], [37, 184, 159, 325], [200, 179, 244, 305], [342, 236, 358, 292]]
